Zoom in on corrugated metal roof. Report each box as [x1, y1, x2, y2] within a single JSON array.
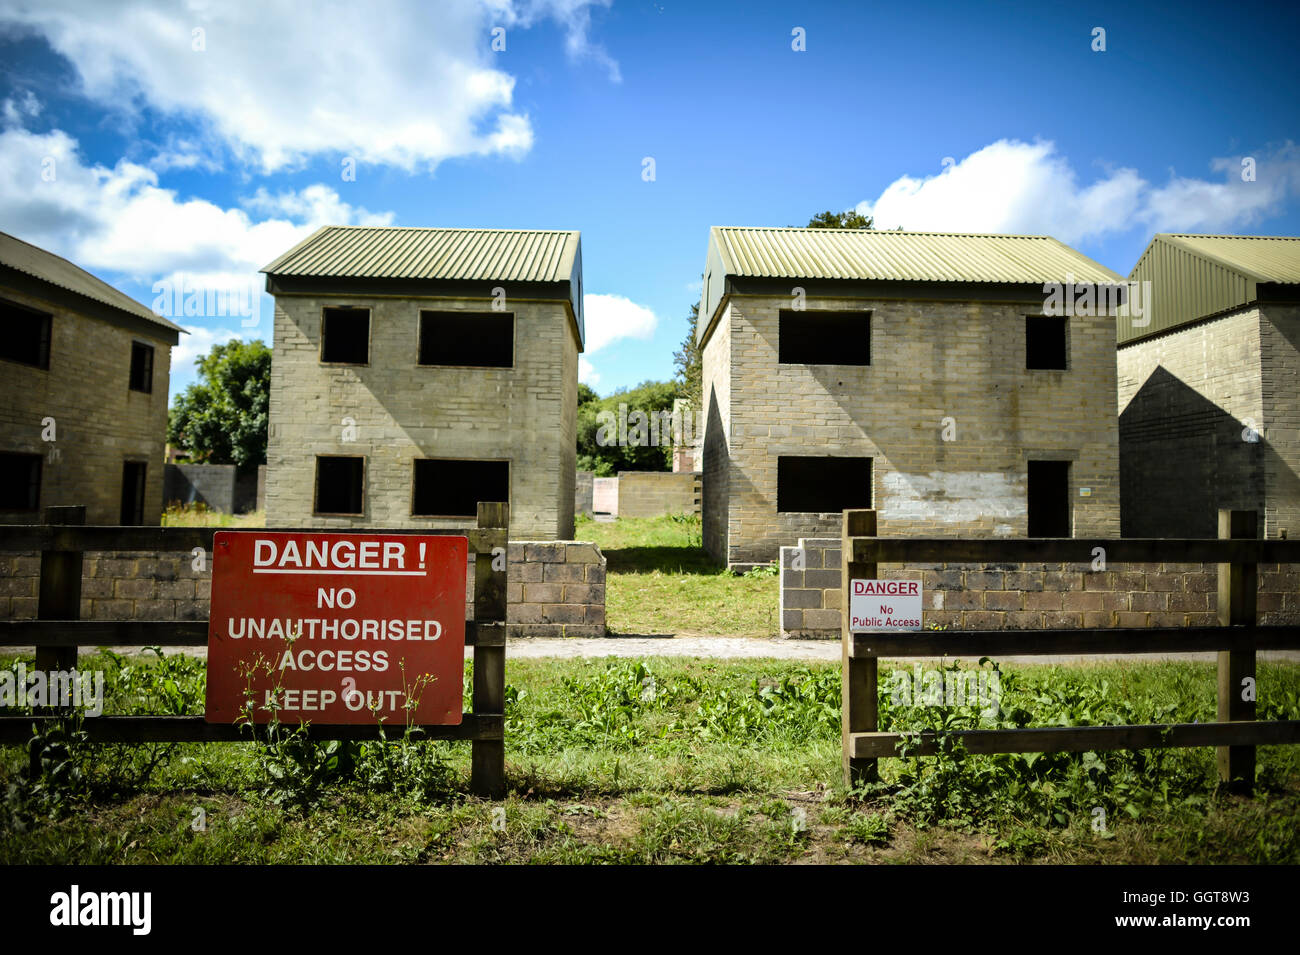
[[708, 227, 1122, 284], [699, 227, 1123, 344], [1158, 234, 1300, 284], [1118, 234, 1300, 344], [0, 231, 183, 334], [261, 225, 581, 283]]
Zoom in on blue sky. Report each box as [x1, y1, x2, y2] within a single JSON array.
[[1, 0, 1297, 402]]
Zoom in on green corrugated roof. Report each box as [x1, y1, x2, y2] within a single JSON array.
[[699, 227, 1122, 342], [262, 225, 581, 283], [0, 231, 184, 334], [1118, 234, 1300, 344]]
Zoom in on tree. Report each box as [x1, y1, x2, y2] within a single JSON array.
[[672, 301, 702, 412], [168, 339, 271, 470], [805, 209, 875, 229], [576, 379, 680, 475], [578, 382, 599, 407]]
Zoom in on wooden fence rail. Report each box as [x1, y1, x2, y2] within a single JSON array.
[[0, 503, 510, 798], [841, 508, 1300, 796]]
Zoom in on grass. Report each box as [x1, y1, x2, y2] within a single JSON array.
[[574, 514, 777, 636], [3, 651, 1298, 864], [161, 503, 265, 528]]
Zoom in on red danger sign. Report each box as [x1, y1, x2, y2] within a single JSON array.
[[205, 531, 467, 726]]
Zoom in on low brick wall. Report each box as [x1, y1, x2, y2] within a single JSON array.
[[0, 540, 607, 639], [616, 470, 701, 519], [575, 470, 594, 517], [779, 541, 1300, 638]]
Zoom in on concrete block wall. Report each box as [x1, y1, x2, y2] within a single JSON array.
[[615, 470, 701, 518], [0, 540, 608, 639], [702, 294, 1121, 568], [779, 537, 841, 636], [575, 470, 594, 517], [1118, 307, 1268, 538], [266, 294, 578, 539], [0, 284, 173, 526], [777, 554, 1300, 638], [164, 463, 259, 514]]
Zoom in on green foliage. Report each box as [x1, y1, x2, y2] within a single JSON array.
[[167, 338, 271, 469], [672, 301, 702, 412], [742, 563, 778, 579], [805, 209, 875, 229], [576, 379, 680, 475]]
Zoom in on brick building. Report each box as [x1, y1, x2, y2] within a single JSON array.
[[262, 226, 583, 538], [0, 232, 181, 525], [1117, 234, 1300, 539], [697, 227, 1124, 568]]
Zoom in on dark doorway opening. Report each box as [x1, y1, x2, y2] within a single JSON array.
[[1028, 460, 1071, 537]]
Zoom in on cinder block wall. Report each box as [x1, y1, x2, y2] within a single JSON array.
[[778, 550, 1299, 638], [575, 470, 594, 517], [1261, 305, 1300, 537], [0, 541, 608, 639], [1118, 307, 1269, 538], [706, 294, 1121, 567], [164, 464, 238, 513], [615, 471, 701, 518], [0, 288, 172, 526], [266, 294, 578, 539]]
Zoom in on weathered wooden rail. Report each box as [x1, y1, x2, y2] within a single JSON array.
[[841, 509, 1300, 795], [0, 502, 509, 798]]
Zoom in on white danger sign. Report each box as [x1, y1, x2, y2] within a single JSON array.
[[849, 579, 923, 631]]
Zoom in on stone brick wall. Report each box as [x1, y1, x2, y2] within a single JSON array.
[[615, 471, 701, 518], [1261, 304, 1300, 537], [778, 537, 841, 636], [575, 470, 594, 517], [778, 550, 1300, 638], [164, 464, 259, 514], [504, 541, 606, 637], [702, 292, 1121, 568], [266, 294, 578, 539], [1118, 307, 1268, 538], [0, 540, 607, 639], [0, 279, 173, 526]]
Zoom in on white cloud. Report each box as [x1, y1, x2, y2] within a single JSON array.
[[578, 292, 657, 388], [170, 324, 245, 374], [0, 126, 393, 301], [582, 293, 658, 353], [1, 90, 41, 125], [855, 139, 1300, 241], [0, 0, 616, 173]]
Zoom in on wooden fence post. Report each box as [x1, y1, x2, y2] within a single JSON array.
[[470, 502, 508, 798], [1217, 508, 1258, 795], [32, 505, 85, 774], [842, 509, 878, 788]]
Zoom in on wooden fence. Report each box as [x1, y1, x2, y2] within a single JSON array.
[[841, 509, 1300, 795], [0, 502, 509, 798]]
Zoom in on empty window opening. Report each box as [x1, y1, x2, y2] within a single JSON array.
[[120, 460, 147, 525], [0, 452, 42, 511], [129, 341, 154, 392], [778, 310, 870, 365], [412, 459, 509, 518], [315, 456, 365, 515], [0, 300, 52, 369], [1026, 316, 1068, 370], [1027, 460, 1071, 537], [777, 456, 872, 513], [321, 307, 370, 364], [419, 310, 513, 367]]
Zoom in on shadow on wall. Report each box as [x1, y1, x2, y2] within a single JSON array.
[[702, 382, 729, 564], [1120, 365, 1268, 538]]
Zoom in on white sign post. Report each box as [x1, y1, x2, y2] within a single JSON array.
[[849, 579, 923, 631]]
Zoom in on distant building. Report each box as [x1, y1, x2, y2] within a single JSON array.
[[261, 226, 583, 537], [0, 232, 182, 525], [1117, 234, 1300, 538], [697, 227, 1124, 568]]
